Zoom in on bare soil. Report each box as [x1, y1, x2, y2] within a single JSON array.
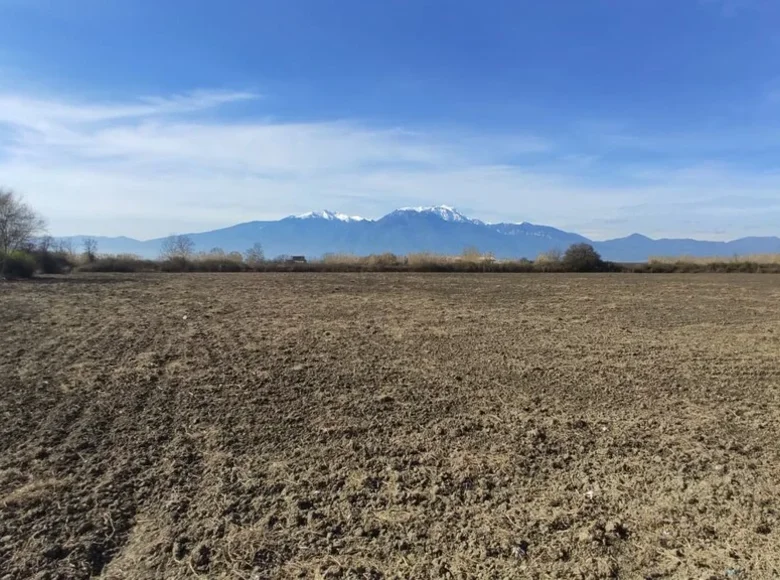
[[1, 273, 779, 579]]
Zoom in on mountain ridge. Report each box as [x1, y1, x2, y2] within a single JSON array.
[[54, 205, 780, 262]]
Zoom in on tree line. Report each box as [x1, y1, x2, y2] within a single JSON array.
[[0, 187, 271, 276], [5, 187, 780, 277], [0, 187, 606, 276]]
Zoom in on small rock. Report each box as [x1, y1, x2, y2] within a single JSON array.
[[606, 520, 629, 539], [511, 540, 529, 558], [173, 538, 189, 559], [192, 544, 211, 570], [755, 523, 771, 534], [578, 529, 592, 543], [42, 544, 65, 560]]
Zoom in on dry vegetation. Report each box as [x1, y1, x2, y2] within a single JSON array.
[[1, 273, 780, 579], [650, 254, 780, 265], [72, 249, 780, 274]]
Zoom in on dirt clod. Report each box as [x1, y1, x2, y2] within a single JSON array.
[[1, 273, 779, 578]]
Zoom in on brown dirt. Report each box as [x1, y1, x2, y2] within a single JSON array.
[[1, 273, 779, 579]]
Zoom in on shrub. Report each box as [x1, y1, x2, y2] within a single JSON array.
[[512, 258, 535, 272], [641, 260, 676, 273], [190, 258, 247, 272], [323, 253, 361, 265], [407, 252, 451, 271], [366, 253, 401, 269], [1, 251, 36, 278], [561, 243, 604, 272], [78, 256, 159, 273], [156, 256, 254, 272], [36, 250, 75, 274], [536, 248, 562, 263], [534, 249, 564, 272], [159, 257, 190, 272]]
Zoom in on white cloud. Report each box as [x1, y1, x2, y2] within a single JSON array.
[[0, 90, 257, 130], [1, 87, 780, 240]]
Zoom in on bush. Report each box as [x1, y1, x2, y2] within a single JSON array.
[[190, 258, 247, 272], [536, 248, 562, 263], [34, 250, 74, 274], [34, 247, 780, 275], [513, 258, 536, 272], [79, 256, 159, 273], [561, 243, 605, 272], [77, 254, 256, 273], [158, 256, 252, 272], [159, 257, 190, 272], [1, 251, 36, 278], [366, 253, 401, 269]]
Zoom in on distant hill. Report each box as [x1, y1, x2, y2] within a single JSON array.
[[54, 206, 780, 262]]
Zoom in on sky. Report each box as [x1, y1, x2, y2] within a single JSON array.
[[1, 0, 780, 240]]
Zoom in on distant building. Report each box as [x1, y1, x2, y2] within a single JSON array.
[[290, 255, 307, 263]]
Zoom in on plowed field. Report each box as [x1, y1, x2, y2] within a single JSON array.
[[1, 274, 779, 579]]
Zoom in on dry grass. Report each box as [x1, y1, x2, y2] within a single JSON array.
[[650, 253, 780, 264]]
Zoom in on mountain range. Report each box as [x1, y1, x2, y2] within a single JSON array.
[[55, 206, 780, 262]]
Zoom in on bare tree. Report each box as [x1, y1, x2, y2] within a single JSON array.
[[38, 235, 55, 254], [244, 242, 265, 266], [0, 188, 46, 274], [57, 239, 75, 259], [83, 237, 98, 263], [160, 235, 195, 260]]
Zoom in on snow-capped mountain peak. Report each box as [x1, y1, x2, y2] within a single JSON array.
[[394, 205, 483, 224], [294, 210, 368, 222]]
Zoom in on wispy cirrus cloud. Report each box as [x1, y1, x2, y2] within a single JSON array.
[[1, 87, 780, 240], [0, 89, 258, 128]]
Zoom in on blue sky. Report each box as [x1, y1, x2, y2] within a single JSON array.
[[1, 0, 780, 240]]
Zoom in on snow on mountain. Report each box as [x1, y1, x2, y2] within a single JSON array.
[[54, 204, 780, 261], [394, 205, 483, 224], [295, 205, 482, 224], [293, 210, 369, 222], [492, 222, 591, 242]]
